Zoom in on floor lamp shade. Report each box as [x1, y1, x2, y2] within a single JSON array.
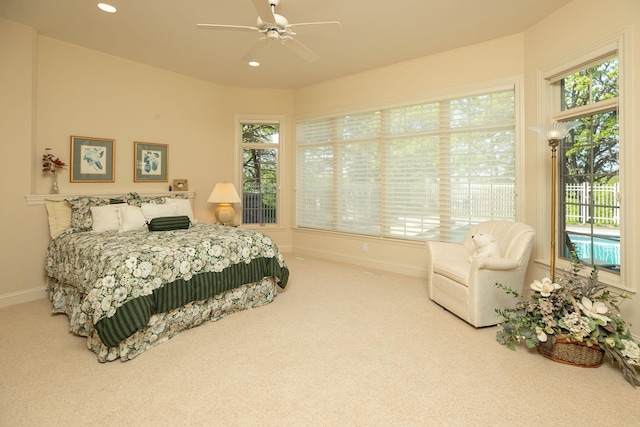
[[208, 182, 241, 225]]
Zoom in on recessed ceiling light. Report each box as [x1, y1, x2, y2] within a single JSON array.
[[98, 3, 117, 13], [248, 61, 260, 67]]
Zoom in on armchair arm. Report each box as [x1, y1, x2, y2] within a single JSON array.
[[472, 257, 519, 271], [426, 241, 470, 261], [426, 240, 471, 300]]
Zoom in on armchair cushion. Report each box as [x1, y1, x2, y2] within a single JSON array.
[[433, 261, 470, 284], [426, 220, 535, 327]]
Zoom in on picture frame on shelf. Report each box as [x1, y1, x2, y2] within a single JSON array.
[[134, 141, 168, 182], [70, 136, 115, 182], [172, 179, 188, 191]]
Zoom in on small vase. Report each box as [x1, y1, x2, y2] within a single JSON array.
[[50, 170, 59, 194]]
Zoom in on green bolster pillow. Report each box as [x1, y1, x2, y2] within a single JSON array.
[[147, 215, 191, 231]]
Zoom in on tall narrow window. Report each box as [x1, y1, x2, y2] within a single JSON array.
[[296, 86, 517, 242], [240, 120, 280, 225], [555, 56, 620, 273]]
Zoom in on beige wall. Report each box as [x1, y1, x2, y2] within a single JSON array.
[[2, 0, 639, 329], [523, 0, 640, 325], [0, 18, 294, 306], [33, 36, 295, 226], [291, 34, 526, 277], [294, 33, 525, 116], [0, 20, 46, 303], [291, 0, 640, 326]]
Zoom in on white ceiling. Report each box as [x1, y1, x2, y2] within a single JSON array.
[[0, 0, 571, 89]]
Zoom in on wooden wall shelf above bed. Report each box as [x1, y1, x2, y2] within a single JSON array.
[[25, 191, 195, 206]]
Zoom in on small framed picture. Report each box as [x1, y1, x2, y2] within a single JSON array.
[[173, 179, 188, 191], [70, 136, 115, 182], [134, 142, 168, 182]]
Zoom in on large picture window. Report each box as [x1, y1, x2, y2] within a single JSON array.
[[296, 86, 517, 242], [554, 56, 620, 273]]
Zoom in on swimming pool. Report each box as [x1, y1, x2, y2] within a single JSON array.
[[567, 234, 620, 267]]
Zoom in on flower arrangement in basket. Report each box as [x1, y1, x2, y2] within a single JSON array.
[[495, 245, 640, 387]]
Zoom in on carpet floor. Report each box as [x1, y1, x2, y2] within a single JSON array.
[[1, 254, 638, 426]]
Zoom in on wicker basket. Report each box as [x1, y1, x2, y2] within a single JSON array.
[[538, 337, 604, 368]]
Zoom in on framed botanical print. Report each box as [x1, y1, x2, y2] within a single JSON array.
[[134, 142, 168, 182], [70, 136, 115, 182]]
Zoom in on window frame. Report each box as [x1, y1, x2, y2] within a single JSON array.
[[537, 32, 630, 291], [294, 78, 526, 244], [235, 115, 284, 228]]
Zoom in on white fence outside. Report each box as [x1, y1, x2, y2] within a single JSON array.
[[564, 182, 620, 226]]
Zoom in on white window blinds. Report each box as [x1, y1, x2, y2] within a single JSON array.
[[296, 87, 516, 242]]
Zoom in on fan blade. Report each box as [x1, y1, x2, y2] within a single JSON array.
[[281, 36, 319, 63], [241, 37, 268, 61], [196, 24, 260, 32], [251, 0, 276, 25], [287, 21, 341, 31]]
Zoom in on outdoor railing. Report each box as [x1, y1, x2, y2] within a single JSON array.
[[564, 182, 620, 226]]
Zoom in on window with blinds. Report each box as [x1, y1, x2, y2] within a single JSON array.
[[296, 87, 517, 242]]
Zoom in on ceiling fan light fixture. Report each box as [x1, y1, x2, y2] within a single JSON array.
[[97, 3, 117, 13], [248, 61, 260, 67], [197, 0, 339, 63]]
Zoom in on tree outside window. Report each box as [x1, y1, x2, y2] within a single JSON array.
[[241, 122, 279, 225], [557, 57, 620, 273]]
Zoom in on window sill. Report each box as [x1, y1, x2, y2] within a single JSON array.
[[533, 257, 631, 293], [240, 224, 286, 231]]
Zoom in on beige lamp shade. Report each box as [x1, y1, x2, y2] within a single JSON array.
[[208, 182, 241, 225]]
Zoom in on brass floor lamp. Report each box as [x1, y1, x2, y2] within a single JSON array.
[[530, 121, 581, 282]]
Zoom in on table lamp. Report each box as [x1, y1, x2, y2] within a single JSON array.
[[208, 182, 241, 225]]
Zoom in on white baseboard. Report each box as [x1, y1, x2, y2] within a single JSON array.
[[0, 287, 47, 308], [292, 248, 427, 278]]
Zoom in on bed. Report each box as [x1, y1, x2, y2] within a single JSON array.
[[44, 192, 289, 362]]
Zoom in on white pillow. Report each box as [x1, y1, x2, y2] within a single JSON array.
[[90, 205, 121, 232], [164, 197, 195, 221], [45, 200, 72, 238], [140, 203, 176, 220], [118, 205, 147, 232]]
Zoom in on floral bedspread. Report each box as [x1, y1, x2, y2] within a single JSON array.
[[45, 223, 288, 347], [49, 276, 278, 362]]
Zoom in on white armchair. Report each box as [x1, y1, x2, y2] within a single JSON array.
[[426, 220, 535, 327]]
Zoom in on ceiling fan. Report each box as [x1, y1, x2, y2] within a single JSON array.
[[196, 0, 340, 63]]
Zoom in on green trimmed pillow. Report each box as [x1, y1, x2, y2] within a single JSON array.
[[147, 215, 191, 231]]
